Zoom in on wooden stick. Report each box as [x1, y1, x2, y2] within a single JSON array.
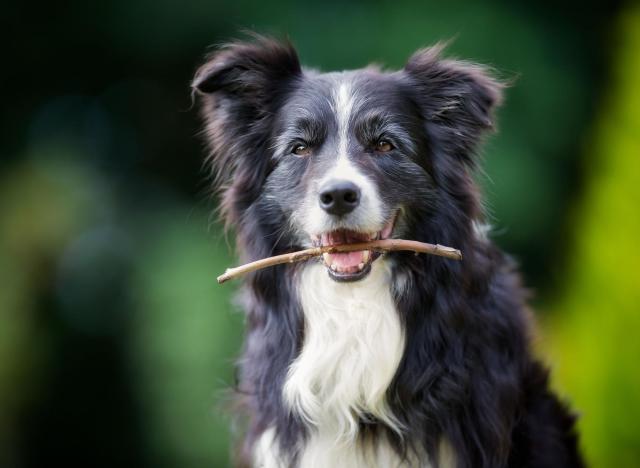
[[217, 239, 462, 284]]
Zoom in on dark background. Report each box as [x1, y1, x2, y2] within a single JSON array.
[[2, 1, 639, 466]]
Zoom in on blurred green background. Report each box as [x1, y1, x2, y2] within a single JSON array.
[[2, 1, 639, 466]]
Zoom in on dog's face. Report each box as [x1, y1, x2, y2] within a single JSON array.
[[194, 37, 501, 282], [265, 71, 433, 281]]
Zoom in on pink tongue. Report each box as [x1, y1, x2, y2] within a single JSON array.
[[328, 251, 363, 268]]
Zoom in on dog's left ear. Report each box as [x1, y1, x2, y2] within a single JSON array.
[[404, 44, 504, 164]]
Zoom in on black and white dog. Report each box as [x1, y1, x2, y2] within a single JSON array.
[[193, 36, 583, 468]]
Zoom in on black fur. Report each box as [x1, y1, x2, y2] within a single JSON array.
[[193, 35, 583, 468]]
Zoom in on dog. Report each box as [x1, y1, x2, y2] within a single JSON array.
[[192, 35, 584, 468]]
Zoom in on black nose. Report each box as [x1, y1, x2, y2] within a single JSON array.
[[319, 180, 361, 216]]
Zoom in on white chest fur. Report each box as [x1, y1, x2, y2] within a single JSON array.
[[286, 260, 405, 436], [253, 260, 456, 468], [284, 260, 407, 467]]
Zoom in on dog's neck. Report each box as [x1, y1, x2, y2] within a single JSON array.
[[286, 259, 404, 433], [250, 260, 455, 468], [282, 259, 406, 465]]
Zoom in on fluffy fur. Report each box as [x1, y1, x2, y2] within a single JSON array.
[[192, 35, 584, 468]]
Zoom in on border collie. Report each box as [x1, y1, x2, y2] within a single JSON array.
[[192, 36, 583, 468]]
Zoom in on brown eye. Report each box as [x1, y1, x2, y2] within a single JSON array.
[[292, 144, 312, 157], [375, 140, 393, 153]]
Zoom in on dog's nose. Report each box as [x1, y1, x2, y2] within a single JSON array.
[[319, 180, 361, 216]]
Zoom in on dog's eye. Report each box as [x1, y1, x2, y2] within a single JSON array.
[[292, 144, 312, 157], [375, 140, 394, 153]]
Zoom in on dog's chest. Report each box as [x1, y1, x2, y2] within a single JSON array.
[[253, 261, 456, 467], [284, 261, 407, 466]]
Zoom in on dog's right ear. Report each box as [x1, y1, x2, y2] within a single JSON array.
[[192, 36, 301, 112], [192, 36, 302, 226]]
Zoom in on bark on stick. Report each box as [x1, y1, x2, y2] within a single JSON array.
[[217, 239, 462, 284]]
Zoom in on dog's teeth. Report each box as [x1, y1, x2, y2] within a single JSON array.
[[362, 250, 370, 263], [331, 264, 338, 271], [358, 262, 365, 270], [323, 253, 331, 265]]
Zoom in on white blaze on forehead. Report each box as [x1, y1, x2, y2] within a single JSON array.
[[334, 80, 356, 158], [296, 76, 386, 236]]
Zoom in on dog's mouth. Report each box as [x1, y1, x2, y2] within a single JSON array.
[[310, 216, 396, 282]]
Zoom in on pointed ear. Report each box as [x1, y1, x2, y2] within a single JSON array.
[[192, 36, 302, 226], [192, 35, 301, 108], [403, 44, 504, 164]]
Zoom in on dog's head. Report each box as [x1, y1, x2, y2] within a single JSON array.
[[193, 36, 502, 282]]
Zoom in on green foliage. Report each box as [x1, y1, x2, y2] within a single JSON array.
[[0, 153, 99, 460], [129, 209, 241, 467], [542, 6, 640, 467]]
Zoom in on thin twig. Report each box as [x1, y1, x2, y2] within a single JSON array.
[[217, 239, 462, 284]]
